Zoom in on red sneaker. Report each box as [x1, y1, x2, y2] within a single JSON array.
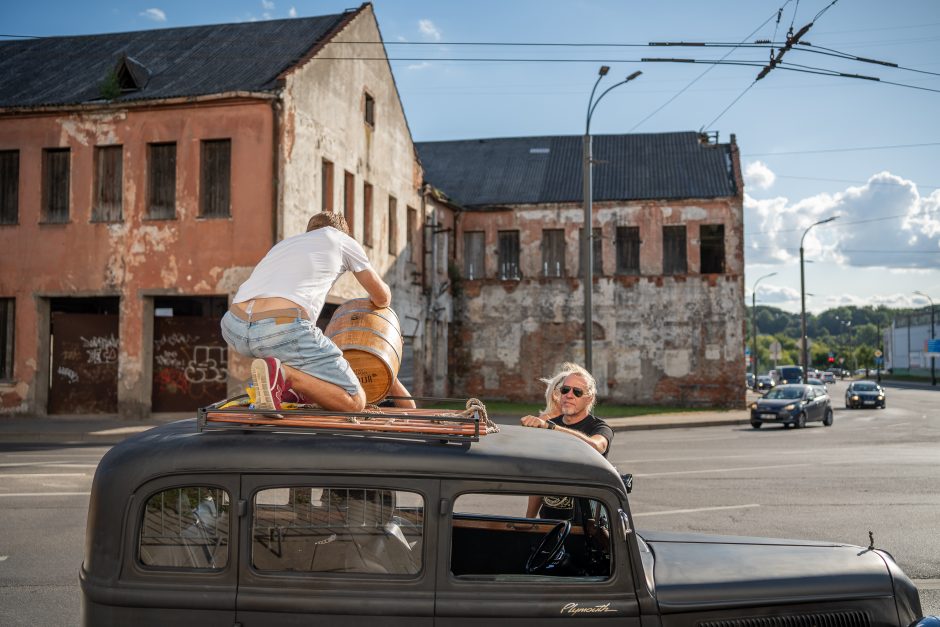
[[251, 357, 287, 411], [282, 387, 306, 404]]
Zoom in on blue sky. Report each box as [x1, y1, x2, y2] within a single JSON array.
[[3, 0, 939, 314]]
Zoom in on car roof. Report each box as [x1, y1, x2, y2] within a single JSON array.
[[94, 419, 622, 490]]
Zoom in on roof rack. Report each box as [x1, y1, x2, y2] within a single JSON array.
[[196, 395, 498, 444]]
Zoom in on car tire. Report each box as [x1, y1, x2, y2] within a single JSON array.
[[823, 409, 833, 427], [750, 421, 762, 429], [796, 412, 806, 429], [880, 403, 886, 409]]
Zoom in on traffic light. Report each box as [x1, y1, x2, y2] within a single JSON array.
[[828, 356, 834, 363]]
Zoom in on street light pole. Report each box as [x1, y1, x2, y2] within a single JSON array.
[[582, 67, 641, 374], [914, 291, 936, 386], [751, 272, 777, 387], [800, 216, 838, 383]]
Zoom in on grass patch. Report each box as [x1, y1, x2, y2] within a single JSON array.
[[422, 399, 718, 418]]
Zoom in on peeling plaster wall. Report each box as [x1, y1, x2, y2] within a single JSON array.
[[0, 101, 275, 414], [451, 195, 746, 407], [278, 5, 429, 391]]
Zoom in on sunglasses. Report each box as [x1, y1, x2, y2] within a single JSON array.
[[558, 385, 586, 398]]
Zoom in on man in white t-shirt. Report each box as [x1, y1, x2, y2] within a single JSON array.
[[221, 212, 413, 412]]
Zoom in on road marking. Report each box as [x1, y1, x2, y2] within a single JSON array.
[[0, 556, 8, 562], [0, 473, 86, 478], [0, 462, 96, 469], [0, 492, 90, 497], [634, 462, 816, 477], [634, 504, 760, 517]]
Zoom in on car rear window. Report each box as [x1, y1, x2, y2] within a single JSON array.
[[139, 486, 230, 570], [251, 487, 424, 575]]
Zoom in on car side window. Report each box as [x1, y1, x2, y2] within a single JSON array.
[[451, 492, 612, 580], [139, 486, 230, 570], [251, 487, 424, 575]]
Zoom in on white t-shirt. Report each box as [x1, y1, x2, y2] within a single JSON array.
[[233, 227, 372, 321]]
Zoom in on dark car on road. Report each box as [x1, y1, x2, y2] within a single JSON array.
[[750, 383, 833, 429], [775, 365, 804, 385], [80, 400, 933, 626], [755, 374, 774, 392], [846, 380, 886, 409]]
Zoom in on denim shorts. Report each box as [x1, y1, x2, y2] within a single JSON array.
[[220, 311, 360, 395]]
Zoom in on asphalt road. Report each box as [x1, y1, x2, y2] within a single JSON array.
[[0, 379, 936, 624]]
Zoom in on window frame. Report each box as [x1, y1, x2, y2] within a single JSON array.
[[662, 225, 687, 276], [364, 91, 376, 127], [344, 171, 355, 238], [388, 195, 398, 252], [363, 181, 374, 247], [615, 226, 641, 275], [146, 142, 177, 220], [463, 231, 485, 280], [0, 298, 13, 381], [541, 228, 566, 278], [41, 147, 70, 224], [199, 138, 231, 219], [497, 230, 521, 280], [0, 150, 19, 225], [93, 144, 124, 223], [321, 159, 334, 213]]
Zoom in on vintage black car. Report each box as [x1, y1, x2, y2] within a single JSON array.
[[750, 383, 833, 429], [846, 380, 887, 409], [81, 405, 933, 626]]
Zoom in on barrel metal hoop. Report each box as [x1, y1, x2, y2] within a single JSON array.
[[329, 307, 401, 326], [329, 327, 403, 364], [340, 343, 398, 379]]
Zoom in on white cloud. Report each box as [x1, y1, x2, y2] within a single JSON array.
[[288, 6, 297, 17], [744, 160, 775, 190], [407, 61, 432, 71], [261, 0, 275, 9], [745, 172, 940, 270], [418, 18, 442, 41], [753, 284, 800, 304], [262, 12, 272, 19], [140, 8, 166, 22]]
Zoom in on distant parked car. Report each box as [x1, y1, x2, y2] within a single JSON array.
[[774, 365, 804, 385], [755, 375, 774, 392], [807, 377, 826, 391], [822, 372, 836, 384], [845, 381, 886, 409], [750, 383, 833, 429]]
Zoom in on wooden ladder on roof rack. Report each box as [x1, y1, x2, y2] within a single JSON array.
[[196, 395, 498, 444]]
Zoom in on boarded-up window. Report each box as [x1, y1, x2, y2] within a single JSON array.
[[541, 229, 566, 277], [364, 92, 375, 126], [322, 159, 334, 213], [616, 226, 640, 275], [93, 145, 123, 222], [463, 231, 485, 279], [388, 196, 398, 252], [498, 230, 520, 280], [663, 225, 687, 275], [200, 139, 231, 218], [700, 224, 725, 274], [363, 182, 373, 247], [579, 227, 603, 277], [0, 298, 12, 380], [147, 142, 176, 219], [0, 150, 18, 225], [407, 206, 418, 262], [344, 171, 355, 237], [42, 148, 70, 223]]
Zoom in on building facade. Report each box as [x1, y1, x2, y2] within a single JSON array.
[[418, 133, 747, 407], [0, 4, 437, 416]]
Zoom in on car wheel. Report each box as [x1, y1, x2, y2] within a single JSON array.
[[750, 421, 762, 429], [796, 412, 806, 429], [880, 403, 886, 409], [823, 408, 833, 427]]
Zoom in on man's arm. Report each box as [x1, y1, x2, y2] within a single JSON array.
[[520, 415, 609, 455], [353, 267, 391, 308]]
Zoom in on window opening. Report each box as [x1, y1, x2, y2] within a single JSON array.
[[663, 225, 687, 275], [700, 224, 725, 274], [344, 171, 355, 237], [463, 231, 485, 279], [147, 142, 176, 219], [388, 196, 398, 252], [579, 227, 603, 277], [42, 148, 70, 223], [139, 486, 230, 570], [616, 226, 640, 275], [364, 92, 375, 126], [0, 150, 18, 225], [321, 159, 334, 213], [93, 145, 123, 222], [363, 182, 373, 247], [200, 139, 231, 218], [0, 298, 13, 380], [541, 229, 566, 277], [498, 230, 520, 280]]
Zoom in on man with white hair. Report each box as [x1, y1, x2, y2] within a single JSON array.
[[520, 363, 614, 519]]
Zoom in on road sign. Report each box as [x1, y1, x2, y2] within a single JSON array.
[[927, 339, 940, 357], [769, 341, 782, 360], [875, 356, 884, 365], [874, 349, 883, 358]]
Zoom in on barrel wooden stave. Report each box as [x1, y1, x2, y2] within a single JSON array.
[[325, 299, 403, 403]]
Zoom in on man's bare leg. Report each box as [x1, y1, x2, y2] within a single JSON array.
[[282, 365, 366, 412]]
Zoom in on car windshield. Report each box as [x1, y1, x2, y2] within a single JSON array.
[[765, 387, 803, 400], [853, 383, 879, 391]]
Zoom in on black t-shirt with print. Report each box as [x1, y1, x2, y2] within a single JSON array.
[[538, 414, 614, 520]]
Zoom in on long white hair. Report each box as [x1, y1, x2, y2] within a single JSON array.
[[538, 362, 597, 416]]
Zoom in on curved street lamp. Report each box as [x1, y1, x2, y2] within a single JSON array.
[[800, 216, 838, 383], [914, 290, 936, 385], [582, 67, 642, 373], [750, 272, 777, 387]]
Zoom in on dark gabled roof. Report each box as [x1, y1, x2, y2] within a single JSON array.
[[0, 11, 353, 108], [415, 132, 738, 208]]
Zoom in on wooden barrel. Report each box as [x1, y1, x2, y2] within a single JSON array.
[[325, 298, 403, 403]]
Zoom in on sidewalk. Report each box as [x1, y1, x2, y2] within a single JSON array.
[[0, 405, 752, 445]]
